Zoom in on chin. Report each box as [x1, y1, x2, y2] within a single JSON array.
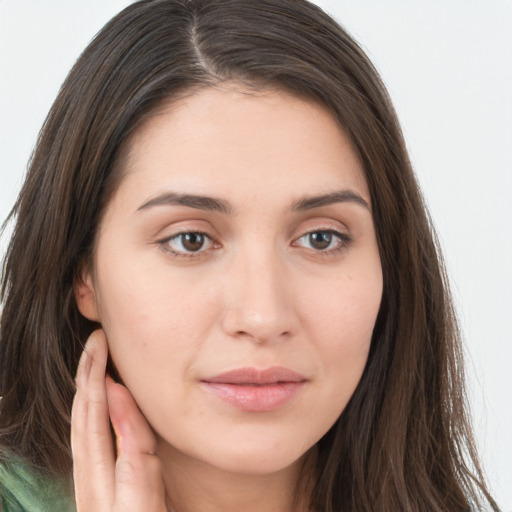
[[214, 446, 309, 476], [160, 428, 314, 476], [234, 427, 319, 472]]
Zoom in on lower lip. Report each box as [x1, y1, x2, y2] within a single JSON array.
[[201, 381, 304, 412]]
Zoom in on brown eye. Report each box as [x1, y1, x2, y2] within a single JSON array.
[[163, 232, 214, 256], [294, 229, 351, 253], [181, 233, 205, 252], [308, 231, 333, 250]]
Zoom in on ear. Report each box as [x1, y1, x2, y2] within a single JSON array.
[[74, 267, 100, 322]]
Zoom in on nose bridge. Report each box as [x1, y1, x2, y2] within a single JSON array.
[[222, 240, 296, 343]]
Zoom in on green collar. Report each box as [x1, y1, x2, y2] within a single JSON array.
[[0, 457, 75, 512]]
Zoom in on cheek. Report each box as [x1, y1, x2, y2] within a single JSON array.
[[93, 253, 219, 384], [301, 266, 382, 399], [304, 263, 382, 346]]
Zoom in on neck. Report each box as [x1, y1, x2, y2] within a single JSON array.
[[157, 440, 315, 512]]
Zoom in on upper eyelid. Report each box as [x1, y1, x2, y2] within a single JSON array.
[[156, 222, 351, 242], [157, 226, 216, 243], [155, 209, 355, 242], [159, 227, 350, 252], [292, 223, 350, 240], [293, 229, 352, 246], [297, 227, 347, 236], [291, 214, 350, 231], [161, 230, 216, 246], [164, 228, 212, 238]]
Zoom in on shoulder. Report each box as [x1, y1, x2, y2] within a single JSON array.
[[0, 455, 75, 512]]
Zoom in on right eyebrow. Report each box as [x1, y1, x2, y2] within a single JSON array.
[[136, 192, 234, 214]]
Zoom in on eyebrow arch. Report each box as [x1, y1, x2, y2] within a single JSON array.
[[137, 192, 233, 214], [292, 190, 369, 211]]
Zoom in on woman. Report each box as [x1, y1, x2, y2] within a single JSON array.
[[0, 0, 500, 510]]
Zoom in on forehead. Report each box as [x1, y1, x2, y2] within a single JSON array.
[[112, 85, 369, 211]]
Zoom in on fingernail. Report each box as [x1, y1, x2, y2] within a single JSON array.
[[112, 419, 124, 458]]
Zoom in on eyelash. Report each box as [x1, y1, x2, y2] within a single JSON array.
[[158, 229, 352, 258]]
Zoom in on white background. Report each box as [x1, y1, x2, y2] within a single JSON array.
[[1, 1, 511, 509]]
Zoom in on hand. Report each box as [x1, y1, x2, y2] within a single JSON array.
[[71, 330, 168, 511]]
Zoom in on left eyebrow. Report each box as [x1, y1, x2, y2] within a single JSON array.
[[292, 190, 369, 211]]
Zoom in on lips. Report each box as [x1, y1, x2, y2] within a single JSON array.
[[201, 367, 307, 412], [203, 366, 306, 385]]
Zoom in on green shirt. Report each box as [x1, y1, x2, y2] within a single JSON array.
[[0, 457, 75, 512]]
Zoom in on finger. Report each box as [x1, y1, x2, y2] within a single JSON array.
[[71, 330, 115, 511], [106, 377, 166, 511]]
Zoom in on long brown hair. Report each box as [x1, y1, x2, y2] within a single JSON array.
[[0, 0, 499, 510]]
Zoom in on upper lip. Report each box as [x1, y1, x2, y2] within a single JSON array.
[[202, 366, 307, 385]]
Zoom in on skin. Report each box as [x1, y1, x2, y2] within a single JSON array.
[[73, 85, 383, 512]]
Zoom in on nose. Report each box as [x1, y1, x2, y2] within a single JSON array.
[[221, 248, 298, 345]]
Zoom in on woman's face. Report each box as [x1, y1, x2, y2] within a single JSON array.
[[77, 86, 383, 475]]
